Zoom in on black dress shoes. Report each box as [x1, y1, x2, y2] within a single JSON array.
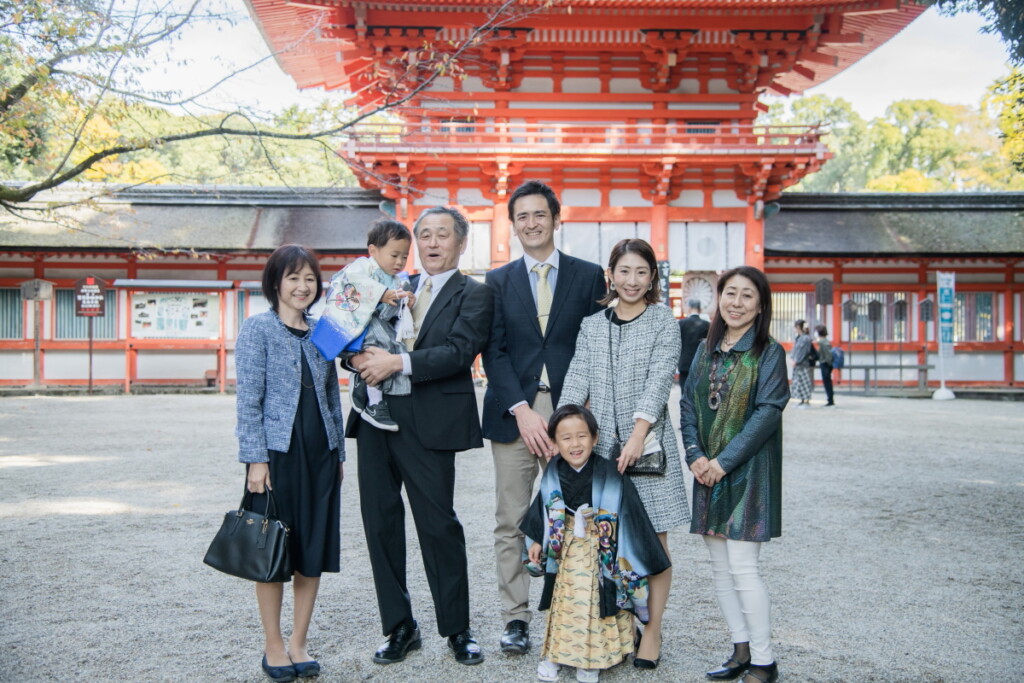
[[706, 656, 750, 680], [372, 622, 422, 664], [500, 619, 530, 654], [744, 662, 779, 683], [448, 629, 484, 665]]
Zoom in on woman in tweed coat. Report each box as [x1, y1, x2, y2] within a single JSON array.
[[559, 239, 687, 670], [235, 244, 345, 682]]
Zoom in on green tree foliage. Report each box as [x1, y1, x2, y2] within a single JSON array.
[[984, 67, 1024, 172], [761, 85, 1024, 192], [934, 0, 1024, 66]]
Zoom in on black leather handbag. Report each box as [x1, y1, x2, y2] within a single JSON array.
[[204, 487, 292, 583]]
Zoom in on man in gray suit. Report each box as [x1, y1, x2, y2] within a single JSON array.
[[678, 298, 710, 387]]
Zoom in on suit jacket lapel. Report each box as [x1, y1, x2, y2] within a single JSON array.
[[546, 251, 577, 336], [509, 258, 543, 337], [415, 271, 463, 346]]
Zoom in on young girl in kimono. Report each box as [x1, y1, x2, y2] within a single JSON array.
[[522, 404, 671, 683]]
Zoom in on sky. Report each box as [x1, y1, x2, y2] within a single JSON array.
[[162, 3, 1012, 121]]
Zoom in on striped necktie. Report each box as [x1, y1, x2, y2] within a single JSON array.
[[533, 263, 552, 385]]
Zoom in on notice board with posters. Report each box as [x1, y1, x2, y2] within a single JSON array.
[[131, 292, 220, 339]]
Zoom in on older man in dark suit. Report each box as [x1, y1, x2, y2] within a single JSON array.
[[678, 297, 710, 387], [349, 206, 494, 667], [481, 181, 606, 654]]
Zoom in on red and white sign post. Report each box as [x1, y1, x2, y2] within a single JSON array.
[[74, 276, 107, 394]]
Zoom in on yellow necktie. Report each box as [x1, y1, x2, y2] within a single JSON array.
[[533, 263, 552, 385], [405, 277, 433, 351]]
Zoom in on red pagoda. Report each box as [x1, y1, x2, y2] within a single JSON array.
[[247, 0, 927, 280]]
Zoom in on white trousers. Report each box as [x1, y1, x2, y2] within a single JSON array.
[[703, 536, 774, 666]]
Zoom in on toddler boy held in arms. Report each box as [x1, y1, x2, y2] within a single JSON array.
[[312, 220, 415, 432]]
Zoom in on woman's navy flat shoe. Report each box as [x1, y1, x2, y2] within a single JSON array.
[[292, 659, 320, 678], [262, 655, 297, 682]]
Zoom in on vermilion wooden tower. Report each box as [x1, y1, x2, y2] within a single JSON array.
[[248, 0, 926, 274]]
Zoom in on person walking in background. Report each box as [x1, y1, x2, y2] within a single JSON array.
[[680, 265, 789, 683], [235, 244, 346, 682], [482, 180, 606, 656], [789, 320, 814, 408], [678, 298, 711, 388], [559, 238, 689, 670], [815, 324, 835, 407], [346, 206, 494, 668], [522, 405, 671, 683]]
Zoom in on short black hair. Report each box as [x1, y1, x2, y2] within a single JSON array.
[[547, 404, 599, 441], [367, 219, 412, 248], [816, 324, 829, 336], [508, 180, 560, 222], [261, 244, 323, 313]]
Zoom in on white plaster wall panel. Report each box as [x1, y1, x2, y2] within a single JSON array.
[[225, 270, 261, 281], [413, 188, 448, 206], [609, 78, 648, 94], [45, 350, 124, 379], [421, 100, 488, 109], [227, 350, 236, 380], [118, 290, 129, 338], [708, 79, 738, 94], [668, 222, 688, 272], [0, 351, 33, 380], [560, 222, 601, 266], [954, 272, 1007, 283], [669, 190, 704, 208], [599, 222, 642, 266], [0, 267, 35, 278], [431, 77, 455, 92], [672, 79, 700, 94], [635, 222, 652, 243], [509, 232, 525, 262], [1015, 293, 1021, 341], [455, 187, 488, 206], [727, 223, 746, 268], [516, 77, 553, 93], [41, 268, 129, 280], [926, 352, 1005, 382], [461, 76, 489, 92], [841, 272, 921, 284], [712, 190, 747, 208], [561, 189, 602, 208], [137, 350, 216, 380], [687, 222, 729, 271], [609, 189, 652, 207], [562, 78, 601, 94], [464, 222, 492, 273], [668, 101, 739, 110], [135, 269, 223, 280], [1015, 351, 1023, 381], [510, 101, 651, 110], [768, 272, 821, 284]]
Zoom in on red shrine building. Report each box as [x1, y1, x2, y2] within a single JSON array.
[[1, 1, 1021, 390], [248, 0, 925, 275]]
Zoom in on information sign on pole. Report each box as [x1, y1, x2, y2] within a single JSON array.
[[934, 271, 955, 400], [74, 276, 107, 395], [75, 276, 107, 317]]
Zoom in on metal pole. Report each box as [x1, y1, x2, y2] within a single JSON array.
[[872, 320, 879, 392], [88, 316, 94, 395]]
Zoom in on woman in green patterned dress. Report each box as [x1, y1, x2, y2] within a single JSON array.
[[680, 266, 790, 683]]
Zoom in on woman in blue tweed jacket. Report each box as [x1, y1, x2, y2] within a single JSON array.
[[235, 244, 345, 682]]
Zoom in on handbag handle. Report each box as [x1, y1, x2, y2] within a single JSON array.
[[237, 481, 278, 521]]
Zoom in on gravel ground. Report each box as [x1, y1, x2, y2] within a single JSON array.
[[0, 389, 1021, 682]]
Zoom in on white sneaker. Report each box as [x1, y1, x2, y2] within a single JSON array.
[[537, 660, 561, 681], [576, 668, 599, 683]]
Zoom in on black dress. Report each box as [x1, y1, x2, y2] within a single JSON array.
[[250, 325, 340, 577]]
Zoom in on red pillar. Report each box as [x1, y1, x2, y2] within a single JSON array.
[[650, 203, 669, 262], [744, 204, 764, 270], [491, 201, 511, 268]]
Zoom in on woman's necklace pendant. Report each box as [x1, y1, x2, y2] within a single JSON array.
[[708, 392, 721, 411]]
